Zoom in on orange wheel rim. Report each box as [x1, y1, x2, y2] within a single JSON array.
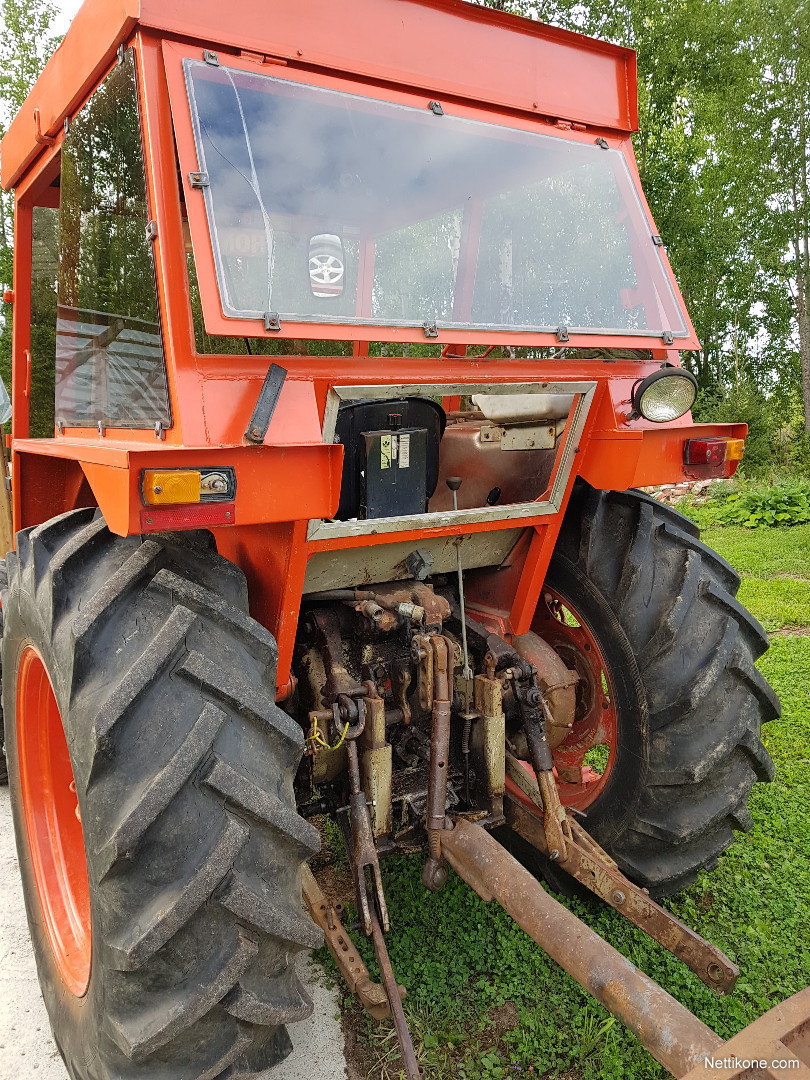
[[17, 645, 91, 996], [506, 588, 619, 816]]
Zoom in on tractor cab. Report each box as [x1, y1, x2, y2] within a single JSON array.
[[0, 4, 799, 1080]]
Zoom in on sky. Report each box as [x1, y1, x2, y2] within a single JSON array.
[[52, 0, 82, 37]]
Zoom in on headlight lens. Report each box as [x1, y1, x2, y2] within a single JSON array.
[[633, 368, 697, 423]]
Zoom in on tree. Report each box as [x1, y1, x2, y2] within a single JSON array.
[[0, 0, 59, 402], [476, 0, 810, 445]]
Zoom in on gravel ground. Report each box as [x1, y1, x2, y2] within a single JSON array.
[[0, 786, 348, 1080]]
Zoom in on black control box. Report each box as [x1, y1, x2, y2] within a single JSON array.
[[362, 426, 428, 519]]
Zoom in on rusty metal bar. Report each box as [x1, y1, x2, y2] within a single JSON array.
[[504, 756, 739, 994], [442, 819, 724, 1078], [506, 797, 739, 993], [370, 908, 422, 1080], [422, 634, 452, 891], [345, 734, 389, 936], [301, 866, 398, 1021]]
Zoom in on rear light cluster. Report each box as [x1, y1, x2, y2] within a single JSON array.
[[683, 437, 745, 479], [141, 467, 236, 505], [139, 467, 236, 532]]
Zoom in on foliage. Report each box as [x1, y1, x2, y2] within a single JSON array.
[[0, 0, 59, 408], [704, 522, 810, 632], [317, 525, 810, 1079], [474, 0, 810, 456], [699, 521, 810, 577], [679, 478, 810, 528]]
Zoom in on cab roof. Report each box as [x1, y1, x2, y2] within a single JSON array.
[[1, 0, 637, 191]]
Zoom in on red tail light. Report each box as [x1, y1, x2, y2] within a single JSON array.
[[683, 437, 745, 479]]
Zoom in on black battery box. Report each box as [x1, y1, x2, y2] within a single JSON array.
[[362, 426, 428, 518], [333, 397, 445, 520]]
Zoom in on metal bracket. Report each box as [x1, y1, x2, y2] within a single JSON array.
[[145, 220, 158, 244], [56, 420, 65, 435], [302, 867, 399, 1021], [652, 234, 664, 246], [188, 171, 209, 189], [263, 310, 281, 332], [203, 49, 219, 65], [661, 330, 675, 346], [154, 421, 166, 441], [116, 44, 125, 65], [422, 321, 439, 338], [33, 108, 55, 147], [244, 362, 287, 444], [97, 420, 105, 437], [595, 136, 609, 149], [428, 100, 444, 116], [405, 548, 434, 582], [556, 326, 569, 343]]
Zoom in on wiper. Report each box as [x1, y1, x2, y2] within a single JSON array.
[[205, 68, 276, 318]]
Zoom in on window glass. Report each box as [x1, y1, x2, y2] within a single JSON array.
[[56, 49, 171, 429], [186, 249, 353, 357], [30, 205, 58, 436], [183, 61, 688, 338]]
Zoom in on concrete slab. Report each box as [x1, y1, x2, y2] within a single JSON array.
[[0, 787, 347, 1080]]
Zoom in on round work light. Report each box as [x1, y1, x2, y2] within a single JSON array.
[[632, 368, 698, 423]]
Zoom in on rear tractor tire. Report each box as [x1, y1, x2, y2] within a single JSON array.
[[525, 484, 779, 897], [2, 509, 322, 1080], [0, 556, 7, 784]]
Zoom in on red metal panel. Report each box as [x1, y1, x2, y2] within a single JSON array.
[[578, 422, 749, 490], [147, 0, 637, 129], [200, 378, 325, 448], [2, 0, 637, 191], [13, 441, 344, 535], [1, 0, 139, 189]]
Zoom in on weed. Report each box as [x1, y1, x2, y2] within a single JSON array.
[[680, 479, 810, 529], [322, 813, 349, 870]]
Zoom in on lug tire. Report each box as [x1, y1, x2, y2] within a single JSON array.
[[3, 509, 322, 1079], [538, 483, 778, 897]]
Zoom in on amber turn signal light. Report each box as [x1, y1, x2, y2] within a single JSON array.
[[683, 437, 745, 480], [142, 470, 201, 505]]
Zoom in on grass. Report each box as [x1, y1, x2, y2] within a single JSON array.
[[703, 524, 810, 632], [701, 522, 810, 578], [315, 525, 810, 1080]]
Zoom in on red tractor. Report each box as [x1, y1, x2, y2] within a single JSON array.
[[1, 0, 806, 1077]]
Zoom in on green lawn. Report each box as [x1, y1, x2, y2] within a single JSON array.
[[704, 524, 810, 631], [701, 522, 810, 579], [316, 525, 810, 1080]]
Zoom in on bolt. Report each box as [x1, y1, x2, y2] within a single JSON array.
[[611, 889, 626, 906], [153, 485, 163, 494], [251, 427, 261, 438], [549, 849, 560, 861]]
